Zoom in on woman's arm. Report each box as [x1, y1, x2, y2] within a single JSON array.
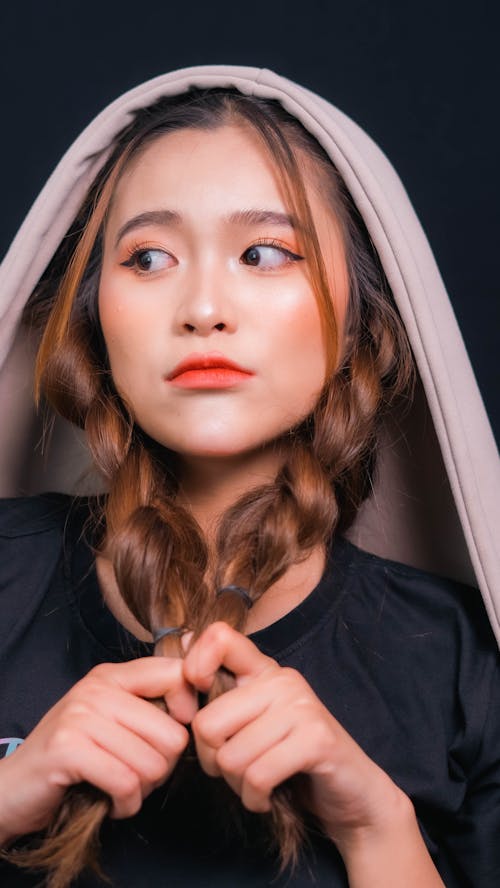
[[183, 622, 445, 886], [333, 795, 444, 887]]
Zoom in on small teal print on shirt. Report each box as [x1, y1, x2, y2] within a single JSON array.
[[0, 738, 24, 758]]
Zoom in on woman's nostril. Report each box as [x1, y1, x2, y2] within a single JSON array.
[[182, 322, 226, 333]]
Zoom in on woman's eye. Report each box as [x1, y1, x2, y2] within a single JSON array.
[[121, 248, 172, 273], [241, 243, 303, 270]]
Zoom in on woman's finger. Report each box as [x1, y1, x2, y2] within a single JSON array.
[[195, 707, 293, 794], [239, 729, 320, 814], [82, 657, 198, 724], [192, 662, 311, 751], [65, 684, 191, 752], [183, 622, 278, 691], [192, 680, 271, 753], [48, 732, 145, 820], [68, 710, 188, 792]]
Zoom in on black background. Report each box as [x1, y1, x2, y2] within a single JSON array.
[[1, 0, 498, 441]]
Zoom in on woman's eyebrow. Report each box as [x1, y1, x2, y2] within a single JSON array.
[[227, 209, 298, 230], [114, 210, 180, 247], [114, 208, 298, 248]]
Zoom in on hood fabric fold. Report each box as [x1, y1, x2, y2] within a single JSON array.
[[1, 65, 498, 643]]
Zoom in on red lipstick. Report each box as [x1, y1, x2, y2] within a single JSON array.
[[167, 353, 254, 389]]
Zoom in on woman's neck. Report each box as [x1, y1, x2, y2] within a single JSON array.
[[96, 544, 326, 641], [96, 445, 326, 642], [175, 445, 284, 537]]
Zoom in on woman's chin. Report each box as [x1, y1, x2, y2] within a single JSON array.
[[173, 438, 286, 472]]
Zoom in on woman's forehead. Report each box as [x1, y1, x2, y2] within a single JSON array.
[[108, 122, 343, 242], [112, 124, 288, 211]]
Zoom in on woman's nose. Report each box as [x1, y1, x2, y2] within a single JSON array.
[[174, 267, 237, 336]]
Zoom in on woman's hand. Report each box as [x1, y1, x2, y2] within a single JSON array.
[[0, 657, 197, 846], [183, 622, 401, 837], [183, 622, 444, 887]]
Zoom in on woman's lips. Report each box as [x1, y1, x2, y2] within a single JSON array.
[[167, 353, 255, 389]]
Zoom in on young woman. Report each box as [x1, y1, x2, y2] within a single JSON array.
[[0, 66, 498, 887]]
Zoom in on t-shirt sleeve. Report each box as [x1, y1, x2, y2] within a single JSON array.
[[434, 628, 500, 886], [0, 494, 69, 650]]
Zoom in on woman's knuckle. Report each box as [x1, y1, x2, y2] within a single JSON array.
[[242, 770, 269, 812], [208, 621, 232, 642], [279, 666, 303, 688], [88, 662, 111, 681], [117, 790, 142, 818], [272, 666, 301, 696], [244, 795, 268, 813], [191, 709, 204, 733], [66, 697, 95, 722], [192, 710, 213, 742], [71, 677, 106, 707], [118, 768, 141, 800], [48, 725, 77, 755], [169, 724, 189, 755], [215, 746, 237, 776], [144, 754, 168, 785], [86, 674, 110, 695], [308, 716, 332, 747], [128, 798, 142, 817], [246, 763, 268, 794]]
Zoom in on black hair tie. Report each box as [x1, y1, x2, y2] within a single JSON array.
[[216, 585, 253, 609], [152, 626, 187, 644]]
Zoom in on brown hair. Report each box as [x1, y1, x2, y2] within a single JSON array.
[[10, 88, 414, 887]]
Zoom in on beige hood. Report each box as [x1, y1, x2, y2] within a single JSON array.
[[1, 64, 498, 643]]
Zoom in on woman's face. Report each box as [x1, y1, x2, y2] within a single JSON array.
[[99, 124, 349, 464]]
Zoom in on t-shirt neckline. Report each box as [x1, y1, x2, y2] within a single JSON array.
[[70, 517, 356, 661]]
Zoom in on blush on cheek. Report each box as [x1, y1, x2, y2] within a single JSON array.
[[288, 299, 328, 375]]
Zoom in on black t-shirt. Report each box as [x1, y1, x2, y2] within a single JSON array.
[[0, 494, 499, 887]]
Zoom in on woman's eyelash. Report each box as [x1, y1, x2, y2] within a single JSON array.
[[119, 242, 167, 269], [119, 238, 305, 272], [249, 238, 304, 260]]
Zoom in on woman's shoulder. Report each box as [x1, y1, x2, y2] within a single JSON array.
[[0, 494, 99, 656], [337, 536, 498, 657], [330, 538, 499, 768], [0, 493, 92, 538]]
